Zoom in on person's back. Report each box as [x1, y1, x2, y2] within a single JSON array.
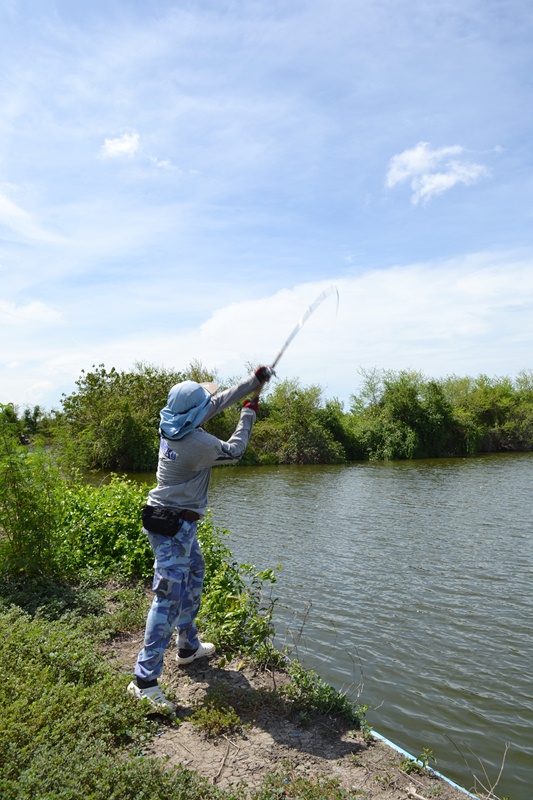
[[128, 367, 271, 712]]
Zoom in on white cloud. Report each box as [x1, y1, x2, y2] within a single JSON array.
[[386, 142, 490, 204], [99, 132, 140, 159], [149, 156, 177, 170], [4, 251, 531, 411], [0, 300, 62, 326], [0, 192, 64, 243]]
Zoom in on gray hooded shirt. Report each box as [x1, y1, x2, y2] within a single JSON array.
[[146, 372, 260, 516]]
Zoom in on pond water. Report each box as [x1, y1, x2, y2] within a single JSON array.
[[200, 454, 533, 800]]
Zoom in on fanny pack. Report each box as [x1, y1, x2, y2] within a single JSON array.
[[142, 505, 184, 537]]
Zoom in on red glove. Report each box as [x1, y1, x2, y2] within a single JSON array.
[[254, 366, 272, 383], [243, 398, 259, 413]]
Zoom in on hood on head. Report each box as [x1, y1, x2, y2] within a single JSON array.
[[159, 380, 217, 440]]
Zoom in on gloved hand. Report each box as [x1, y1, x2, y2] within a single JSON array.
[[243, 398, 259, 414], [254, 365, 273, 383]]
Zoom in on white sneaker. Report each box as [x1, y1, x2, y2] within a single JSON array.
[[176, 641, 216, 665], [127, 681, 176, 713]]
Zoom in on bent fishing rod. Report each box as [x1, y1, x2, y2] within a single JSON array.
[[253, 285, 339, 398]]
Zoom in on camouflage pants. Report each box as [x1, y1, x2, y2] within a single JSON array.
[[134, 520, 205, 683]]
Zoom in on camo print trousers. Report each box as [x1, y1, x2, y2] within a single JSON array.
[[134, 520, 205, 683]]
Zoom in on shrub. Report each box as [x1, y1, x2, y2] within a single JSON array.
[[197, 514, 279, 653], [252, 380, 347, 465], [280, 660, 364, 727], [0, 432, 65, 578], [350, 369, 465, 460], [58, 475, 152, 580], [53, 363, 186, 472]]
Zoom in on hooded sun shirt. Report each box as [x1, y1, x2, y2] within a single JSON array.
[[147, 372, 260, 516], [159, 381, 211, 440]]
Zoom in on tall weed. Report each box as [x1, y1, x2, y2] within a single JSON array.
[[197, 515, 279, 653], [0, 435, 65, 578]]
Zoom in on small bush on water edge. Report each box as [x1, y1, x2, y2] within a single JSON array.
[[197, 516, 279, 654], [281, 660, 365, 728]]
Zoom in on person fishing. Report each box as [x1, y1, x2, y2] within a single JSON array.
[[128, 365, 272, 712]]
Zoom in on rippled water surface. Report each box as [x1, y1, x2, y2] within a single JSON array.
[[206, 454, 533, 799]]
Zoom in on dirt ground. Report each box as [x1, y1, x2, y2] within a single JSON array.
[[105, 632, 480, 800]]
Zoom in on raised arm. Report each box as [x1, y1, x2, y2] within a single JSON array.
[[201, 367, 271, 424]]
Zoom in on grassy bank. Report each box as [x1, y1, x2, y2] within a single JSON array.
[[0, 567, 365, 800]]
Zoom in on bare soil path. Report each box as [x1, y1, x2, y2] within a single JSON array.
[[105, 631, 480, 800]]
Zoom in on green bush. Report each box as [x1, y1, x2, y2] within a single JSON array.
[[58, 475, 151, 580], [0, 434, 65, 578], [251, 380, 347, 465], [197, 514, 279, 653], [441, 371, 533, 453], [0, 427, 153, 582], [349, 369, 463, 461], [0, 402, 51, 445], [53, 363, 186, 472], [280, 660, 363, 727]]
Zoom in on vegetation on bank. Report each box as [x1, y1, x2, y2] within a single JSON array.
[[0, 416, 367, 799], [4, 362, 533, 471]]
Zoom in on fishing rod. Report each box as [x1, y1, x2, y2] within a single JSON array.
[[253, 285, 339, 398]]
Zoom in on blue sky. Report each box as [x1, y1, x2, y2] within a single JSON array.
[[1, 0, 533, 411]]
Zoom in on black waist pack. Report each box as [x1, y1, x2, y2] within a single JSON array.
[[142, 505, 183, 537]]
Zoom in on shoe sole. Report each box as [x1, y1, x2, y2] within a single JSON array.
[[127, 682, 176, 713], [176, 645, 215, 665]]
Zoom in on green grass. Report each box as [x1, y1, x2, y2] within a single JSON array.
[[0, 581, 368, 800], [190, 687, 243, 738], [250, 766, 364, 800]]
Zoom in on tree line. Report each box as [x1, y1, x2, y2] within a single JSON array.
[[3, 361, 533, 471]]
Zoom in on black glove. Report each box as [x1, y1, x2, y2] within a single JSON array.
[[243, 398, 259, 413], [254, 366, 273, 383]]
